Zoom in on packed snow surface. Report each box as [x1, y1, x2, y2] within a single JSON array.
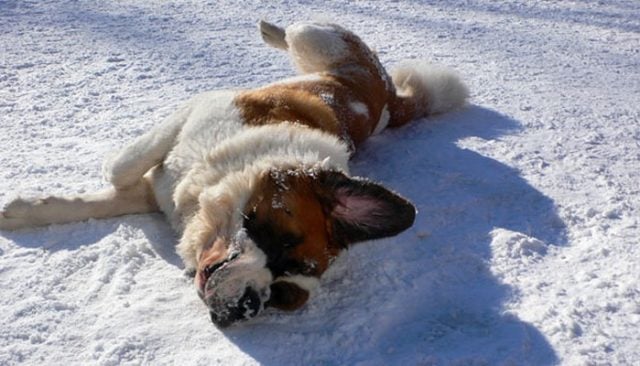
[[1, 1, 639, 365]]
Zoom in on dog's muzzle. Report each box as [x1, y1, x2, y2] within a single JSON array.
[[208, 286, 262, 327], [201, 233, 273, 327]]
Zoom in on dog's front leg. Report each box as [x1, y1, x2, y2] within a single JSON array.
[[0, 179, 158, 230], [103, 103, 192, 189]]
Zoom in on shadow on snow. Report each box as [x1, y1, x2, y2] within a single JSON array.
[[1, 214, 182, 269]]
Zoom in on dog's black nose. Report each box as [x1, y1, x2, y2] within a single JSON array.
[[210, 287, 262, 328]]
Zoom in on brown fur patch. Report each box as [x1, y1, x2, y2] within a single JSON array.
[[242, 169, 340, 278], [235, 81, 342, 137], [235, 30, 396, 149], [388, 95, 419, 128], [334, 34, 394, 132]]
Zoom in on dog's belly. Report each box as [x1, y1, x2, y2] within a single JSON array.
[[148, 90, 247, 230]]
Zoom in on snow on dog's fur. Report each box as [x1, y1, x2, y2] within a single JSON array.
[[0, 20, 468, 327]]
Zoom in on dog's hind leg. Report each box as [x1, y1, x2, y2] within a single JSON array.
[[0, 179, 158, 230], [103, 103, 192, 189], [261, 21, 357, 75], [259, 20, 288, 50]]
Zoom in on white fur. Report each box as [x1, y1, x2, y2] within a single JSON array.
[[174, 124, 350, 270], [144, 96, 350, 268], [203, 230, 273, 310], [391, 61, 469, 115], [148, 90, 247, 229], [258, 20, 288, 50], [349, 101, 369, 117], [285, 22, 348, 74], [373, 104, 390, 135], [170, 121, 351, 231], [274, 275, 320, 293], [102, 102, 192, 189], [0, 184, 155, 230]]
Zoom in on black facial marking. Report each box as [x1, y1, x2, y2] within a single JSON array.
[[243, 212, 308, 277]]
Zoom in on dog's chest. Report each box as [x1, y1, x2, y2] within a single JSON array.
[[150, 90, 248, 227]]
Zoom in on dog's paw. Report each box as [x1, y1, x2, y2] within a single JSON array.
[[0, 198, 39, 230], [0, 213, 28, 231], [102, 153, 139, 189], [259, 20, 288, 50]]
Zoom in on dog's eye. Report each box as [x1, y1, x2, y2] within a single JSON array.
[[243, 211, 258, 231], [281, 233, 303, 249], [244, 210, 257, 222]]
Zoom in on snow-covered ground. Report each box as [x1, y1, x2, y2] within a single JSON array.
[[1, 1, 639, 364]]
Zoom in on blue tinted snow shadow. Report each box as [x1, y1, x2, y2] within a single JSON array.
[[226, 106, 564, 365], [2, 214, 182, 268]]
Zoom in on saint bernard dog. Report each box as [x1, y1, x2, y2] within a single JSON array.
[[0, 21, 468, 327]]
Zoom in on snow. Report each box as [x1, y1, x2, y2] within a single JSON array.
[[1, 0, 639, 364]]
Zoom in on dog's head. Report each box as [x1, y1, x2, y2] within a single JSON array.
[[184, 167, 415, 327]]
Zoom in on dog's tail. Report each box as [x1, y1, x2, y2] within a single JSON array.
[[388, 61, 469, 127]]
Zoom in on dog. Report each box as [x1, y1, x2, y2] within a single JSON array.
[[0, 21, 468, 327]]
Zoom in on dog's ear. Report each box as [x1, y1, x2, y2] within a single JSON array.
[[265, 281, 309, 311], [315, 170, 416, 246]]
